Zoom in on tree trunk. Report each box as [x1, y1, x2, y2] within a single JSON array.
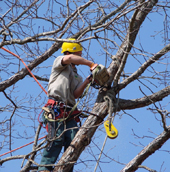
[[53, 1, 158, 171]]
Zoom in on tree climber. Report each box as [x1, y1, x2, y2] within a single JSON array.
[[38, 38, 96, 172]]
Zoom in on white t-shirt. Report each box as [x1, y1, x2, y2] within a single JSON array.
[[48, 56, 83, 106]]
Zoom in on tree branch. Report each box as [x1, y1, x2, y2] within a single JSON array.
[[118, 43, 170, 92], [120, 125, 170, 172], [0, 41, 62, 92], [107, 0, 158, 87], [117, 85, 170, 110]]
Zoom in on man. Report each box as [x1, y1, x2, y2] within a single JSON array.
[[38, 38, 95, 172]]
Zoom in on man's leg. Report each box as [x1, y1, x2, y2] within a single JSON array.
[[38, 120, 64, 172], [64, 119, 79, 172], [38, 141, 62, 171]]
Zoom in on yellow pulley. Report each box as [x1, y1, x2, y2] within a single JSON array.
[[104, 120, 118, 139]]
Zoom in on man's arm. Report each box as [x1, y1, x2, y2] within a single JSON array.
[[73, 76, 92, 99], [62, 54, 94, 67], [62, 54, 94, 98]]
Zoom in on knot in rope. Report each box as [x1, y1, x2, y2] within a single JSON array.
[[104, 89, 118, 131]]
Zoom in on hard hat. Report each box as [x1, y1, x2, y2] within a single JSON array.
[[61, 38, 83, 53]]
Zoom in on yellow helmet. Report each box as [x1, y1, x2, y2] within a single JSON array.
[[61, 38, 83, 53]]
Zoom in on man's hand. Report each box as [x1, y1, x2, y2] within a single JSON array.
[[87, 74, 93, 83]]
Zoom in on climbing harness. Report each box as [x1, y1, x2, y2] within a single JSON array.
[[42, 99, 102, 124], [41, 98, 82, 151], [41, 97, 103, 151], [42, 99, 82, 123]]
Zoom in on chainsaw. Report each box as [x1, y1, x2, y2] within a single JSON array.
[[90, 64, 110, 88]]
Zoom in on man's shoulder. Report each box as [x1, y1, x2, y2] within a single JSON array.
[[53, 55, 65, 67], [54, 55, 65, 62]]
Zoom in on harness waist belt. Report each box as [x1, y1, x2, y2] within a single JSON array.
[[44, 99, 81, 122], [47, 99, 58, 106]]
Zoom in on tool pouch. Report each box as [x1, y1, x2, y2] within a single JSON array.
[[92, 64, 110, 86], [42, 106, 56, 151]]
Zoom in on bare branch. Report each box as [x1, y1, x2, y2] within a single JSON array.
[[119, 43, 170, 91], [120, 125, 170, 172]]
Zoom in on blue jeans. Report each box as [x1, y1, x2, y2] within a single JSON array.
[[38, 119, 78, 172]]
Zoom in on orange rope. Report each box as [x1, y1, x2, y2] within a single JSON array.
[[0, 135, 46, 157], [0, 47, 48, 157], [1, 47, 47, 95]]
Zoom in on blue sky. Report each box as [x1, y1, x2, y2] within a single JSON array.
[[0, 1, 170, 172]]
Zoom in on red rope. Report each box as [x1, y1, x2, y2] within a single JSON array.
[[0, 135, 46, 157], [1, 47, 47, 95]]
